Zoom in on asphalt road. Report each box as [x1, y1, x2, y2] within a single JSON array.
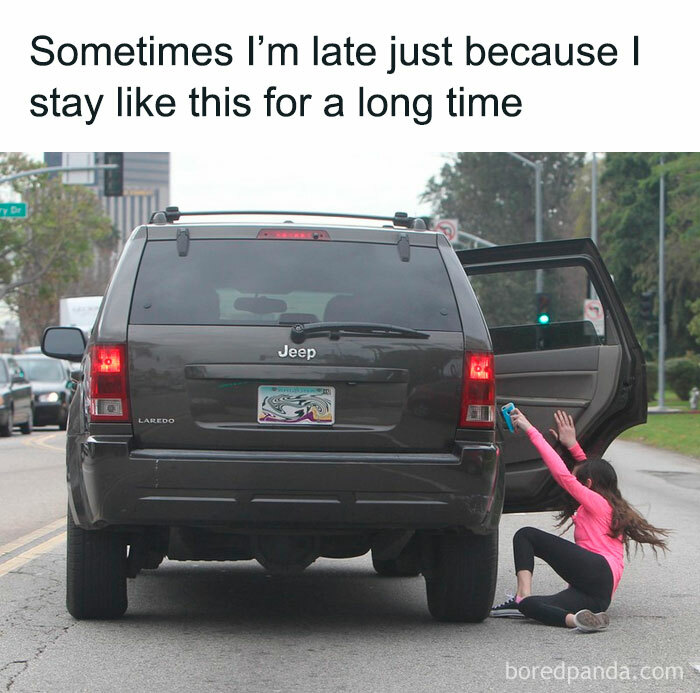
[[0, 430, 66, 545], [1, 430, 699, 692]]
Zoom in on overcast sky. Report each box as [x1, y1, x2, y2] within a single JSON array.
[[2, 150, 451, 320], [21, 151, 449, 217], [170, 151, 450, 217]]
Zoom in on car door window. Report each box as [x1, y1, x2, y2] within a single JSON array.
[[0, 361, 7, 383], [468, 265, 604, 354]]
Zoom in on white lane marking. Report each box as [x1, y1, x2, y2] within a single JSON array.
[[0, 531, 66, 578], [0, 517, 66, 559]]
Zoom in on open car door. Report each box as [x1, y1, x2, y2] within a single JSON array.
[[458, 239, 646, 513]]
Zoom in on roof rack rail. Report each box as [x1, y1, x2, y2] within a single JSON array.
[[149, 207, 428, 229]]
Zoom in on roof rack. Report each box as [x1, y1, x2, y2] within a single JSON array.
[[149, 207, 428, 230]]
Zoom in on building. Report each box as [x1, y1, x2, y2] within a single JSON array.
[[41, 152, 170, 298], [43, 152, 170, 247]]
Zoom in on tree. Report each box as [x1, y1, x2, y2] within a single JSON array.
[[599, 153, 700, 357], [0, 153, 113, 345], [421, 153, 585, 246], [421, 153, 586, 327], [689, 298, 700, 348]]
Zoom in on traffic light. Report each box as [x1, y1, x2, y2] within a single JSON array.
[[536, 292, 551, 324], [103, 152, 123, 197], [640, 291, 655, 321]]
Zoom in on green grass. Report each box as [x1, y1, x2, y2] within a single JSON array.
[[619, 391, 699, 458], [648, 390, 691, 410]]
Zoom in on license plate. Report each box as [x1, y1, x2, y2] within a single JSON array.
[[257, 385, 335, 425]]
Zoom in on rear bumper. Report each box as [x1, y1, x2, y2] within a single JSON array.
[[70, 436, 503, 534]]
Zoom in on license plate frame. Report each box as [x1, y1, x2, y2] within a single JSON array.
[[257, 385, 335, 425]]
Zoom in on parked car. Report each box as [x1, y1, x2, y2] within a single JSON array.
[[14, 354, 73, 429], [42, 208, 646, 622], [0, 354, 33, 436]]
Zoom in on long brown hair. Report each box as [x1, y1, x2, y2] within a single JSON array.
[[555, 458, 670, 558]]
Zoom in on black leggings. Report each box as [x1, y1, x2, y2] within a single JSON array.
[[514, 527, 614, 627]]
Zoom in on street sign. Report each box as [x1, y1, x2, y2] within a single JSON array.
[[61, 153, 96, 185], [435, 218, 458, 242], [0, 203, 27, 219], [583, 298, 605, 337]]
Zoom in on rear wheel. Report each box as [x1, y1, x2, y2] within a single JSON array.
[[66, 511, 128, 620], [425, 530, 498, 623], [0, 409, 13, 437]]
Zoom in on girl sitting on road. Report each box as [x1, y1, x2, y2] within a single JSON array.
[[490, 409, 669, 632]]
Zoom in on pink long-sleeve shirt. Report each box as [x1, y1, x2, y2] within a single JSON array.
[[527, 427, 624, 593]]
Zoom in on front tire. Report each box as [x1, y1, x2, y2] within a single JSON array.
[[66, 511, 128, 620], [425, 530, 498, 623], [58, 405, 68, 430], [19, 409, 33, 435]]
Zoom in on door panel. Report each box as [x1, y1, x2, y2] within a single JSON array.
[[459, 239, 646, 512], [494, 345, 621, 509]]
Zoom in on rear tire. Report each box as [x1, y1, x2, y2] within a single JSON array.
[[425, 530, 498, 623], [66, 511, 128, 620], [0, 409, 13, 437]]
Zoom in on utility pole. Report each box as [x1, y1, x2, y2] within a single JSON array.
[[590, 153, 599, 300], [506, 152, 544, 291], [657, 156, 666, 410], [0, 164, 118, 186], [456, 230, 498, 248], [591, 153, 598, 245]]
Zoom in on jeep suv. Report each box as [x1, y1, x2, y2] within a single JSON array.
[[42, 209, 646, 622]]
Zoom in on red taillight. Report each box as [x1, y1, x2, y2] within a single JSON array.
[[94, 347, 122, 374], [469, 354, 492, 380], [86, 344, 130, 422], [460, 352, 495, 429], [257, 229, 330, 240]]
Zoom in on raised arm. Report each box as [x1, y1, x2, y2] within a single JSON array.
[[549, 409, 586, 462], [568, 441, 587, 463], [511, 409, 605, 512]]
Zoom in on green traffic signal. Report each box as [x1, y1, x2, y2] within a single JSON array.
[[535, 292, 551, 325]]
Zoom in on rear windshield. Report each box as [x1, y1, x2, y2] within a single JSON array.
[[130, 239, 461, 331]]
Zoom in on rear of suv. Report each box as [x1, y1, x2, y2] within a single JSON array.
[[42, 209, 646, 623]]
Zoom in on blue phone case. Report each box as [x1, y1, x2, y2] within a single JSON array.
[[501, 403, 515, 433]]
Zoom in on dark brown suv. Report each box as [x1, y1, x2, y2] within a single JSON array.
[[42, 209, 645, 622]]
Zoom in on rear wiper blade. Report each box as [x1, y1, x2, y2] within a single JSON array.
[[289, 321, 430, 344]]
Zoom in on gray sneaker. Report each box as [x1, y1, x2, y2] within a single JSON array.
[[490, 595, 524, 618], [573, 609, 610, 632]]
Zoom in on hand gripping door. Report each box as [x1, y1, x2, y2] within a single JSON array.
[[458, 239, 646, 512]]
